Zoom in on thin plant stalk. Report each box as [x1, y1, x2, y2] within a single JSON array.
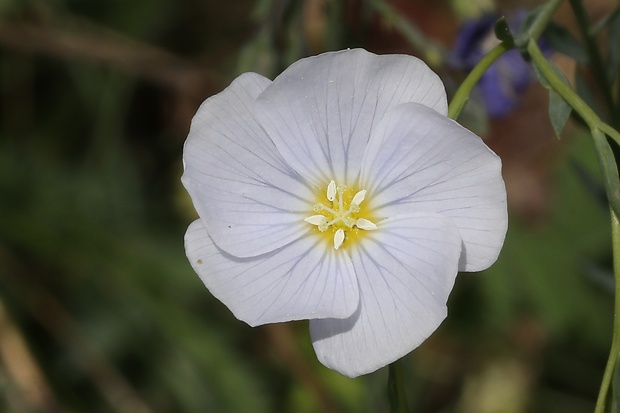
[[595, 210, 620, 413], [388, 360, 408, 413]]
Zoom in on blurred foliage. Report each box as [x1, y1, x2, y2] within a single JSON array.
[[0, 0, 618, 412]]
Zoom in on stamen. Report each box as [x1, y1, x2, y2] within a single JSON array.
[[327, 180, 336, 201], [304, 215, 327, 226], [336, 186, 345, 211], [320, 205, 337, 216], [333, 229, 345, 250], [356, 218, 378, 230], [351, 189, 366, 206], [305, 181, 378, 250], [344, 217, 356, 227]]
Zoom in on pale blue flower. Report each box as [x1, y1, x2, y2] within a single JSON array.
[[182, 49, 507, 377]]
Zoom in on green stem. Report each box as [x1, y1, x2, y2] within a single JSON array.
[[591, 129, 620, 220], [524, 0, 564, 41], [529, 39, 620, 411], [526, 40, 620, 147], [529, 27, 620, 413], [388, 360, 408, 413], [448, 0, 564, 121], [567, 0, 616, 122], [595, 210, 620, 413], [447, 42, 512, 120]]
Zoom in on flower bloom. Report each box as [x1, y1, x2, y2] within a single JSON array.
[[452, 12, 542, 117], [182, 49, 507, 377]]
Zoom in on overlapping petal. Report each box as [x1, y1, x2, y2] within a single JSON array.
[[185, 220, 360, 325], [360, 102, 507, 272], [310, 213, 462, 377], [182, 49, 508, 378], [182, 72, 314, 257], [254, 49, 448, 186]]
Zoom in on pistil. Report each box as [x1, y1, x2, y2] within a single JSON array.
[[304, 180, 378, 249]]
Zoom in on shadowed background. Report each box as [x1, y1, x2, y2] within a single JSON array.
[[0, 0, 617, 412]]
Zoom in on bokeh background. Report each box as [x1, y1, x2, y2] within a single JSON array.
[[0, 0, 618, 412]]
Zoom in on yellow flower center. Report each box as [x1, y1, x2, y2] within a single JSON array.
[[304, 180, 378, 250]]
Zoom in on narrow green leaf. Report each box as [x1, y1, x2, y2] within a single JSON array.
[[532, 63, 550, 89], [591, 129, 620, 220], [592, 6, 620, 34], [532, 61, 573, 138], [549, 90, 572, 138]]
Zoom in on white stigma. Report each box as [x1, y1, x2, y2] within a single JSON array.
[[305, 180, 378, 250]]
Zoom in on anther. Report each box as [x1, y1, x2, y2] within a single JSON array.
[[351, 189, 366, 206], [327, 180, 336, 202], [304, 215, 327, 226], [305, 181, 377, 250], [333, 229, 345, 250], [356, 218, 377, 230]]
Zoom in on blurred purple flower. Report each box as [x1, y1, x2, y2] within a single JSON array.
[[452, 12, 546, 117]]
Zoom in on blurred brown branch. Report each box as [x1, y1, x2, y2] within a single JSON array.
[[0, 17, 214, 94], [0, 12, 224, 134], [0, 298, 62, 413], [0, 246, 156, 413]]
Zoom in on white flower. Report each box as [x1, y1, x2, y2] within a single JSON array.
[[182, 49, 507, 378]]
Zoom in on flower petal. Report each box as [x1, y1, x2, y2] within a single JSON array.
[[310, 213, 461, 377], [182, 72, 314, 258], [254, 49, 447, 186], [185, 220, 360, 325], [360, 102, 507, 272]]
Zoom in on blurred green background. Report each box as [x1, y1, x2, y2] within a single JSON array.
[[0, 0, 617, 412]]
